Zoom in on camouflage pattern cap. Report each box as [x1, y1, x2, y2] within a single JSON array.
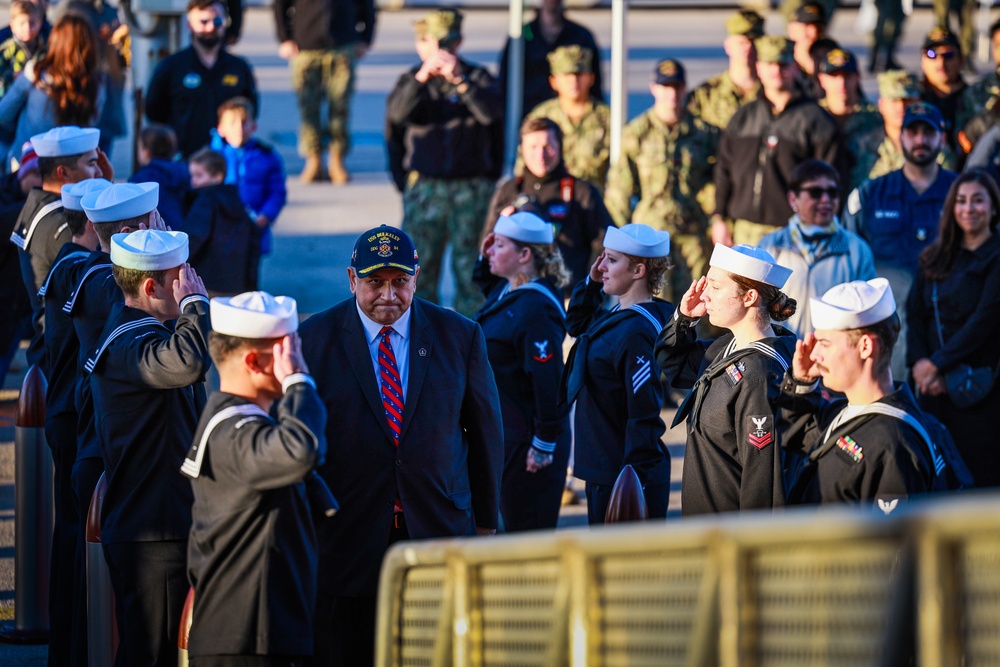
[[423, 9, 462, 44], [653, 58, 686, 86], [794, 2, 827, 25], [923, 26, 960, 51], [818, 48, 858, 75], [726, 9, 765, 38], [877, 69, 919, 100], [754, 36, 794, 64], [548, 45, 593, 75]]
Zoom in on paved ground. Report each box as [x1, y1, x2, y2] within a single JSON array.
[[0, 3, 959, 661]]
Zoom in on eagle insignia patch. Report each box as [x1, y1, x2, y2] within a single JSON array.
[[748, 415, 773, 449]]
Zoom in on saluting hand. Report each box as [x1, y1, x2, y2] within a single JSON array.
[[588, 251, 605, 282], [792, 332, 822, 383], [139, 208, 169, 232], [679, 277, 708, 319], [172, 263, 207, 302], [96, 148, 114, 182], [480, 231, 495, 256], [273, 333, 309, 383]]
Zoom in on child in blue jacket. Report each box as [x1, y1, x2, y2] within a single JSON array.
[[210, 96, 287, 255], [130, 124, 190, 229]]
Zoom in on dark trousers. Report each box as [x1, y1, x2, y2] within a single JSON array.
[[45, 413, 80, 667], [310, 516, 408, 667], [500, 437, 570, 532], [103, 540, 189, 667], [71, 456, 105, 666], [585, 480, 670, 525]]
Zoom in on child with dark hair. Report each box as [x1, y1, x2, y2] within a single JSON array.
[[210, 96, 286, 256], [183, 147, 260, 296], [130, 123, 190, 229]]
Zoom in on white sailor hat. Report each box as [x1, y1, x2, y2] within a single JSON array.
[[82, 182, 159, 223], [603, 223, 670, 258], [494, 212, 555, 244], [211, 291, 299, 338], [709, 244, 792, 288], [30, 126, 100, 157], [61, 178, 112, 212], [110, 230, 188, 271], [810, 278, 896, 331]]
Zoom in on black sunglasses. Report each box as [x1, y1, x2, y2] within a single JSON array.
[[799, 186, 840, 199], [926, 48, 958, 60]]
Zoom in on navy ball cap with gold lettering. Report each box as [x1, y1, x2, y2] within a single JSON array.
[[351, 225, 419, 277]]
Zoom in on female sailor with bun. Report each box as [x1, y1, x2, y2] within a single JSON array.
[[474, 212, 571, 531], [656, 244, 797, 516], [563, 223, 674, 524]]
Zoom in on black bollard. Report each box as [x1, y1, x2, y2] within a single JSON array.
[[604, 464, 649, 523], [0, 365, 52, 643]]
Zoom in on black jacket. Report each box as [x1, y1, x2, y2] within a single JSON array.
[[186, 386, 326, 657], [273, 0, 374, 51], [714, 95, 843, 227], [183, 183, 260, 295], [88, 297, 211, 544], [40, 242, 90, 421], [485, 165, 612, 288], [386, 61, 504, 186], [657, 313, 796, 516], [145, 48, 258, 157]]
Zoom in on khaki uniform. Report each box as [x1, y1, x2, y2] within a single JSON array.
[[290, 46, 357, 158], [605, 110, 718, 301], [403, 174, 495, 316], [686, 70, 760, 130], [523, 98, 611, 190]]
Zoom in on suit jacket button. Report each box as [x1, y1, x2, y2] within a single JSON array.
[[395, 458, 402, 466]]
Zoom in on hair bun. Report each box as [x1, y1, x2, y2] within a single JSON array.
[[769, 293, 797, 322]]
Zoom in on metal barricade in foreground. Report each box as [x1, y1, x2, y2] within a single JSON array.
[[375, 493, 1000, 667]]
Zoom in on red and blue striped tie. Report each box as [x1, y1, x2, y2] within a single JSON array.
[[379, 326, 404, 446]]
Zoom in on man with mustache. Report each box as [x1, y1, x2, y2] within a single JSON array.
[[145, 0, 259, 157], [842, 102, 957, 378]]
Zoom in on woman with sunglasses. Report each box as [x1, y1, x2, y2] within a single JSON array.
[[474, 212, 571, 530], [656, 244, 796, 516], [563, 223, 674, 524], [758, 159, 875, 337]]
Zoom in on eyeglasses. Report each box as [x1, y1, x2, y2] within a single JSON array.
[[799, 186, 840, 199], [925, 48, 958, 60]]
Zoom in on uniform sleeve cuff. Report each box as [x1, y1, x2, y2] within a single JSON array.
[[282, 373, 316, 394], [674, 309, 700, 326], [180, 294, 209, 311], [782, 372, 819, 394], [531, 436, 556, 453]]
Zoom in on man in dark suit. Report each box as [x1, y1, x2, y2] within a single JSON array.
[[300, 224, 503, 667]]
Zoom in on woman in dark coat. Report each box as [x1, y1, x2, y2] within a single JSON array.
[[474, 212, 570, 531], [907, 168, 1000, 487]]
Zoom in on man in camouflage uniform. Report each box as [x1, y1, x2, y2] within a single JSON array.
[[817, 48, 885, 190], [687, 9, 762, 130], [867, 70, 958, 180], [780, 0, 838, 25], [918, 27, 968, 151], [605, 59, 718, 302], [712, 37, 843, 247], [523, 45, 611, 190], [274, 0, 375, 183], [788, 2, 828, 83], [385, 9, 503, 316]]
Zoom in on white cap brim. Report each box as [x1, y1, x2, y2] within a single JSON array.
[[30, 127, 100, 157], [494, 212, 555, 244], [710, 243, 792, 288], [211, 292, 299, 338], [62, 178, 112, 212], [604, 224, 670, 258], [111, 230, 188, 271], [810, 278, 896, 330], [82, 182, 159, 223]]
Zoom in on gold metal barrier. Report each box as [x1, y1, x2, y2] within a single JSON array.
[[376, 493, 1000, 667]]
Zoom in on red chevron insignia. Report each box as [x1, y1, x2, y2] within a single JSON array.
[[748, 432, 773, 449]]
